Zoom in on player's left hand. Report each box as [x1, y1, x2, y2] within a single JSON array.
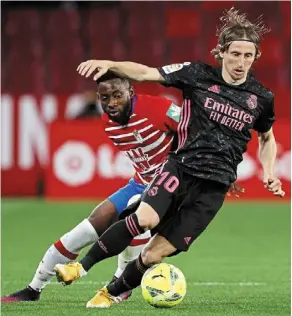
[[77, 60, 111, 80], [227, 182, 245, 198], [263, 176, 285, 198]]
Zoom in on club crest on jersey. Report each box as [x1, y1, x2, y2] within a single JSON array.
[[133, 130, 144, 144], [127, 147, 151, 171], [162, 63, 184, 74], [247, 94, 258, 109], [148, 186, 158, 196]]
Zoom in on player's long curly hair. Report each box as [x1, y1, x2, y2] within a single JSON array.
[[211, 7, 271, 63]]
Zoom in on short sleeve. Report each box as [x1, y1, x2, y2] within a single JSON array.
[[150, 97, 180, 132], [157, 62, 200, 89], [134, 95, 180, 132], [253, 94, 275, 133]]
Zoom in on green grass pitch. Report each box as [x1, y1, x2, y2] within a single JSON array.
[[1, 198, 290, 316]]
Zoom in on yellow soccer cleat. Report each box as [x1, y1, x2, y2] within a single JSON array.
[[54, 262, 87, 286], [86, 288, 119, 309]]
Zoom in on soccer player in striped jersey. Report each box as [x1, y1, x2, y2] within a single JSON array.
[[0, 73, 174, 302], [99, 72, 179, 185]]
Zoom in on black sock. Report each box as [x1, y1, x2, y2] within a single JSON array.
[[107, 254, 149, 296], [80, 214, 144, 271]]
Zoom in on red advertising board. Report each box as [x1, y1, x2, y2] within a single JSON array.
[[45, 120, 291, 200], [0, 90, 178, 195], [45, 120, 135, 199], [1, 93, 290, 200]]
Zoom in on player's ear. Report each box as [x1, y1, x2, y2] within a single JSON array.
[[218, 44, 226, 59], [96, 92, 100, 100], [129, 85, 134, 98], [255, 50, 261, 60]]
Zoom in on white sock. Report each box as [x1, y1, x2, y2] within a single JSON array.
[[29, 245, 70, 292], [29, 219, 98, 291], [114, 230, 151, 278], [59, 219, 98, 253]]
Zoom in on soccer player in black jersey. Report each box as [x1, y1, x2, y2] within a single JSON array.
[[55, 8, 285, 308]]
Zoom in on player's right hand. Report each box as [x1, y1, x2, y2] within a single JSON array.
[[227, 182, 245, 198], [77, 60, 111, 80]]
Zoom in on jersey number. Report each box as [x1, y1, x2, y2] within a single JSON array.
[[155, 171, 179, 193]]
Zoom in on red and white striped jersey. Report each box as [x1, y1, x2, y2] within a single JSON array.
[[102, 94, 181, 184]]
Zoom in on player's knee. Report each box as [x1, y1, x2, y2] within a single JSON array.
[[136, 216, 157, 231], [88, 200, 118, 234], [136, 202, 160, 230], [141, 248, 163, 266]]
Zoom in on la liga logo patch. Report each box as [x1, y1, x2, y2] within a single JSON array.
[[162, 63, 184, 74]]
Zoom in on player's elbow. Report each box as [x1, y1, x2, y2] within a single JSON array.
[[258, 128, 274, 143]]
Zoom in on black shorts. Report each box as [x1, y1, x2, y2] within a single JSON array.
[[142, 159, 229, 253]]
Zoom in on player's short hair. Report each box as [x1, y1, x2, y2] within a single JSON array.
[[211, 7, 271, 63], [96, 71, 130, 87]]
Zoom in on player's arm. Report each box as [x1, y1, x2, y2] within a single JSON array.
[[258, 128, 276, 181], [254, 94, 284, 197], [257, 128, 284, 196], [77, 60, 165, 82], [77, 60, 197, 88]]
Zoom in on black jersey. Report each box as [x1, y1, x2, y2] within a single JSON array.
[[158, 62, 275, 186]]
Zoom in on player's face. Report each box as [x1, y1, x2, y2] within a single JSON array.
[[220, 41, 256, 84], [97, 79, 134, 124]]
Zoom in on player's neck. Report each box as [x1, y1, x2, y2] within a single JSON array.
[[221, 69, 247, 86]]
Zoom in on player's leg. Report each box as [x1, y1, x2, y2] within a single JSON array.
[[1, 199, 116, 302], [151, 176, 229, 257], [108, 189, 150, 282], [106, 190, 151, 302], [112, 231, 152, 279], [1, 179, 144, 302], [85, 177, 228, 308], [54, 161, 180, 283], [54, 202, 160, 284], [29, 200, 114, 288], [110, 234, 176, 293], [86, 234, 176, 308]]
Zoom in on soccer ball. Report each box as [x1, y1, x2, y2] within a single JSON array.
[[141, 263, 187, 308]]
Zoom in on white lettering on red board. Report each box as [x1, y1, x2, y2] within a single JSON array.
[[54, 141, 135, 186], [1, 95, 13, 169], [18, 95, 57, 169], [0, 94, 83, 170]]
